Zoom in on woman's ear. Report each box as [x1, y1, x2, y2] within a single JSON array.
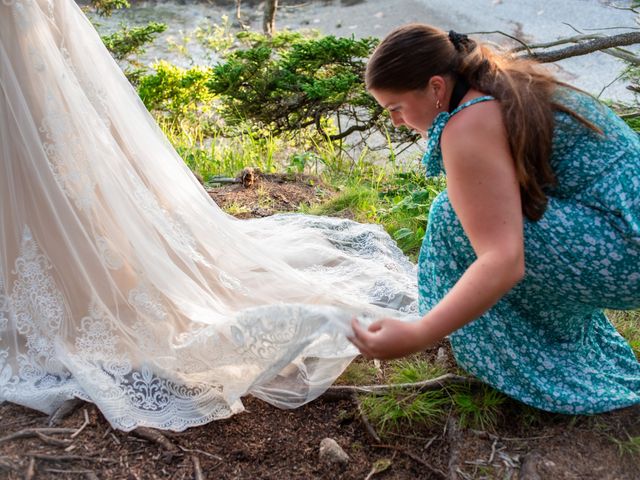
[[428, 75, 447, 98]]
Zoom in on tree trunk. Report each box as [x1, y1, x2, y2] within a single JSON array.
[[263, 0, 278, 36], [235, 0, 242, 22]]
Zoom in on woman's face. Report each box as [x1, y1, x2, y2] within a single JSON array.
[[369, 86, 439, 138]]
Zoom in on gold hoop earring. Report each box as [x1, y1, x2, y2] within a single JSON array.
[[436, 99, 442, 110]]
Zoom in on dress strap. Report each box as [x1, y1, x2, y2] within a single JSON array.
[[422, 95, 496, 177], [450, 95, 495, 116]]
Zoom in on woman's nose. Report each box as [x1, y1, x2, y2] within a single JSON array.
[[389, 111, 403, 127]]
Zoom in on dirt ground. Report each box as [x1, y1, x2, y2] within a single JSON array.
[[1, 174, 639, 479], [206, 168, 335, 218]]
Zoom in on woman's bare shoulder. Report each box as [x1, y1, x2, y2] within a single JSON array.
[[445, 98, 504, 136], [441, 99, 509, 161]]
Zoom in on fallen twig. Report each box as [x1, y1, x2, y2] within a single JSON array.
[[110, 432, 121, 445], [70, 409, 90, 439], [373, 444, 446, 478], [193, 455, 204, 480], [0, 457, 19, 472], [620, 110, 640, 119], [131, 427, 178, 452], [488, 438, 499, 464], [35, 431, 73, 448], [42, 468, 96, 474], [48, 398, 84, 427], [208, 177, 241, 185], [352, 393, 381, 444], [469, 429, 555, 442], [25, 457, 36, 480], [0, 428, 76, 445], [446, 417, 463, 480], [326, 373, 483, 398], [26, 453, 113, 463], [178, 445, 222, 461]]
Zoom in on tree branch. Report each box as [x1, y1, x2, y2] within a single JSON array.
[[519, 31, 640, 63], [603, 48, 640, 65], [325, 373, 483, 399]]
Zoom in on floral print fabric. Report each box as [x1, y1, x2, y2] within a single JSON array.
[[418, 90, 640, 413]]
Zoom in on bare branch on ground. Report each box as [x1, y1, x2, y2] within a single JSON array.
[[326, 373, 483, 399]]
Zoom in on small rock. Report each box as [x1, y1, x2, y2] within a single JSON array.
[[520, 451, 543, 480], [319, 438, 350, 466], [436, 347, 447, 365]]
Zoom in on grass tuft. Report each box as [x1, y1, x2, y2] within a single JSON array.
[[453, 385, 507, 432], [387, 358, 447, 384], [608, 310, 640, 359], [335, 361, 379, 386], [360, 389, 449, 433], [611, 433, 640, 457]]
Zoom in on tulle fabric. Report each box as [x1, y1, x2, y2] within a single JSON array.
[[0, 0, 418, 430]]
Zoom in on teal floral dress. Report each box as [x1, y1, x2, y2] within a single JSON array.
[[418, 89, 640, 414]]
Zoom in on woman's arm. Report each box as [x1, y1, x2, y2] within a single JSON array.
[[350, 100, 525, 359]]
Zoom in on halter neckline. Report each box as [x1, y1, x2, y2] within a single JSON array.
[[422, 95, 495, 177]]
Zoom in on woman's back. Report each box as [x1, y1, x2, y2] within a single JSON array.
[[549, 89, 640, 240]]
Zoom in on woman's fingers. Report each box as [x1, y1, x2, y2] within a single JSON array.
[[348, 336, 373, 359], [349, 317, 376, 358], [368, 319, 385, 333]]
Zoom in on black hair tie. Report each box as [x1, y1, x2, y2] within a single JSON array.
[[448, 30, 469, 51]]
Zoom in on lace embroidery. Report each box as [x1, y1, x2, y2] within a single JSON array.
[[10, 226, 69, 381], [28, 46, 46, 72], [0, 263, 7, 334], [96, 236, 124, 270], [76, 300, 131, 377], [219, 271, 249, 295], [129, 281, 173, 359], [59, 43, 112, 129], [232, 305, 316, 360], [40, 94, 97, 210], [120, 365, 227, 422], [46, 0, 54, 21], [129, 281, 168, 322], [368, 279, 419, 315], [129, 171, 210, 266], [11, 0, 34, 30]]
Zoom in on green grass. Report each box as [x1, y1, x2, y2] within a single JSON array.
[[611, 433, 640, 457], [360, 380, 508, 435], [357, 357, 507, 435], [360, 389, 450, 433], [307, 172, 446, 258], [386, 358, 447, 384], [453, 385, 507, 431], [307, 183, 380, 221], [335, 361, 379, 385], [222, 202, 251, 216], [608, 310, 640, 359], [166, 127, 287, 181]]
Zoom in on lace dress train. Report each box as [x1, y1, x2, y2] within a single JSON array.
[[0, 0, 418, 430]]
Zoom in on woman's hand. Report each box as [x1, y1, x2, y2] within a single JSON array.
[[348, 317, 430, 360]]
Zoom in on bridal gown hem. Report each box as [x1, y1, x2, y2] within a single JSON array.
[[0, 0, 419, 431]]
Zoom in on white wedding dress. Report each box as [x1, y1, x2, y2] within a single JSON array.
[[0, 0, 418, 431]]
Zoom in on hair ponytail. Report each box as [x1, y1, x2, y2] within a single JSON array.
[[366, 24, 600, 221]]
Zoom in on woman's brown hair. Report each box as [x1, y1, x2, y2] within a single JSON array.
[[366, 24, 600, 221]]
